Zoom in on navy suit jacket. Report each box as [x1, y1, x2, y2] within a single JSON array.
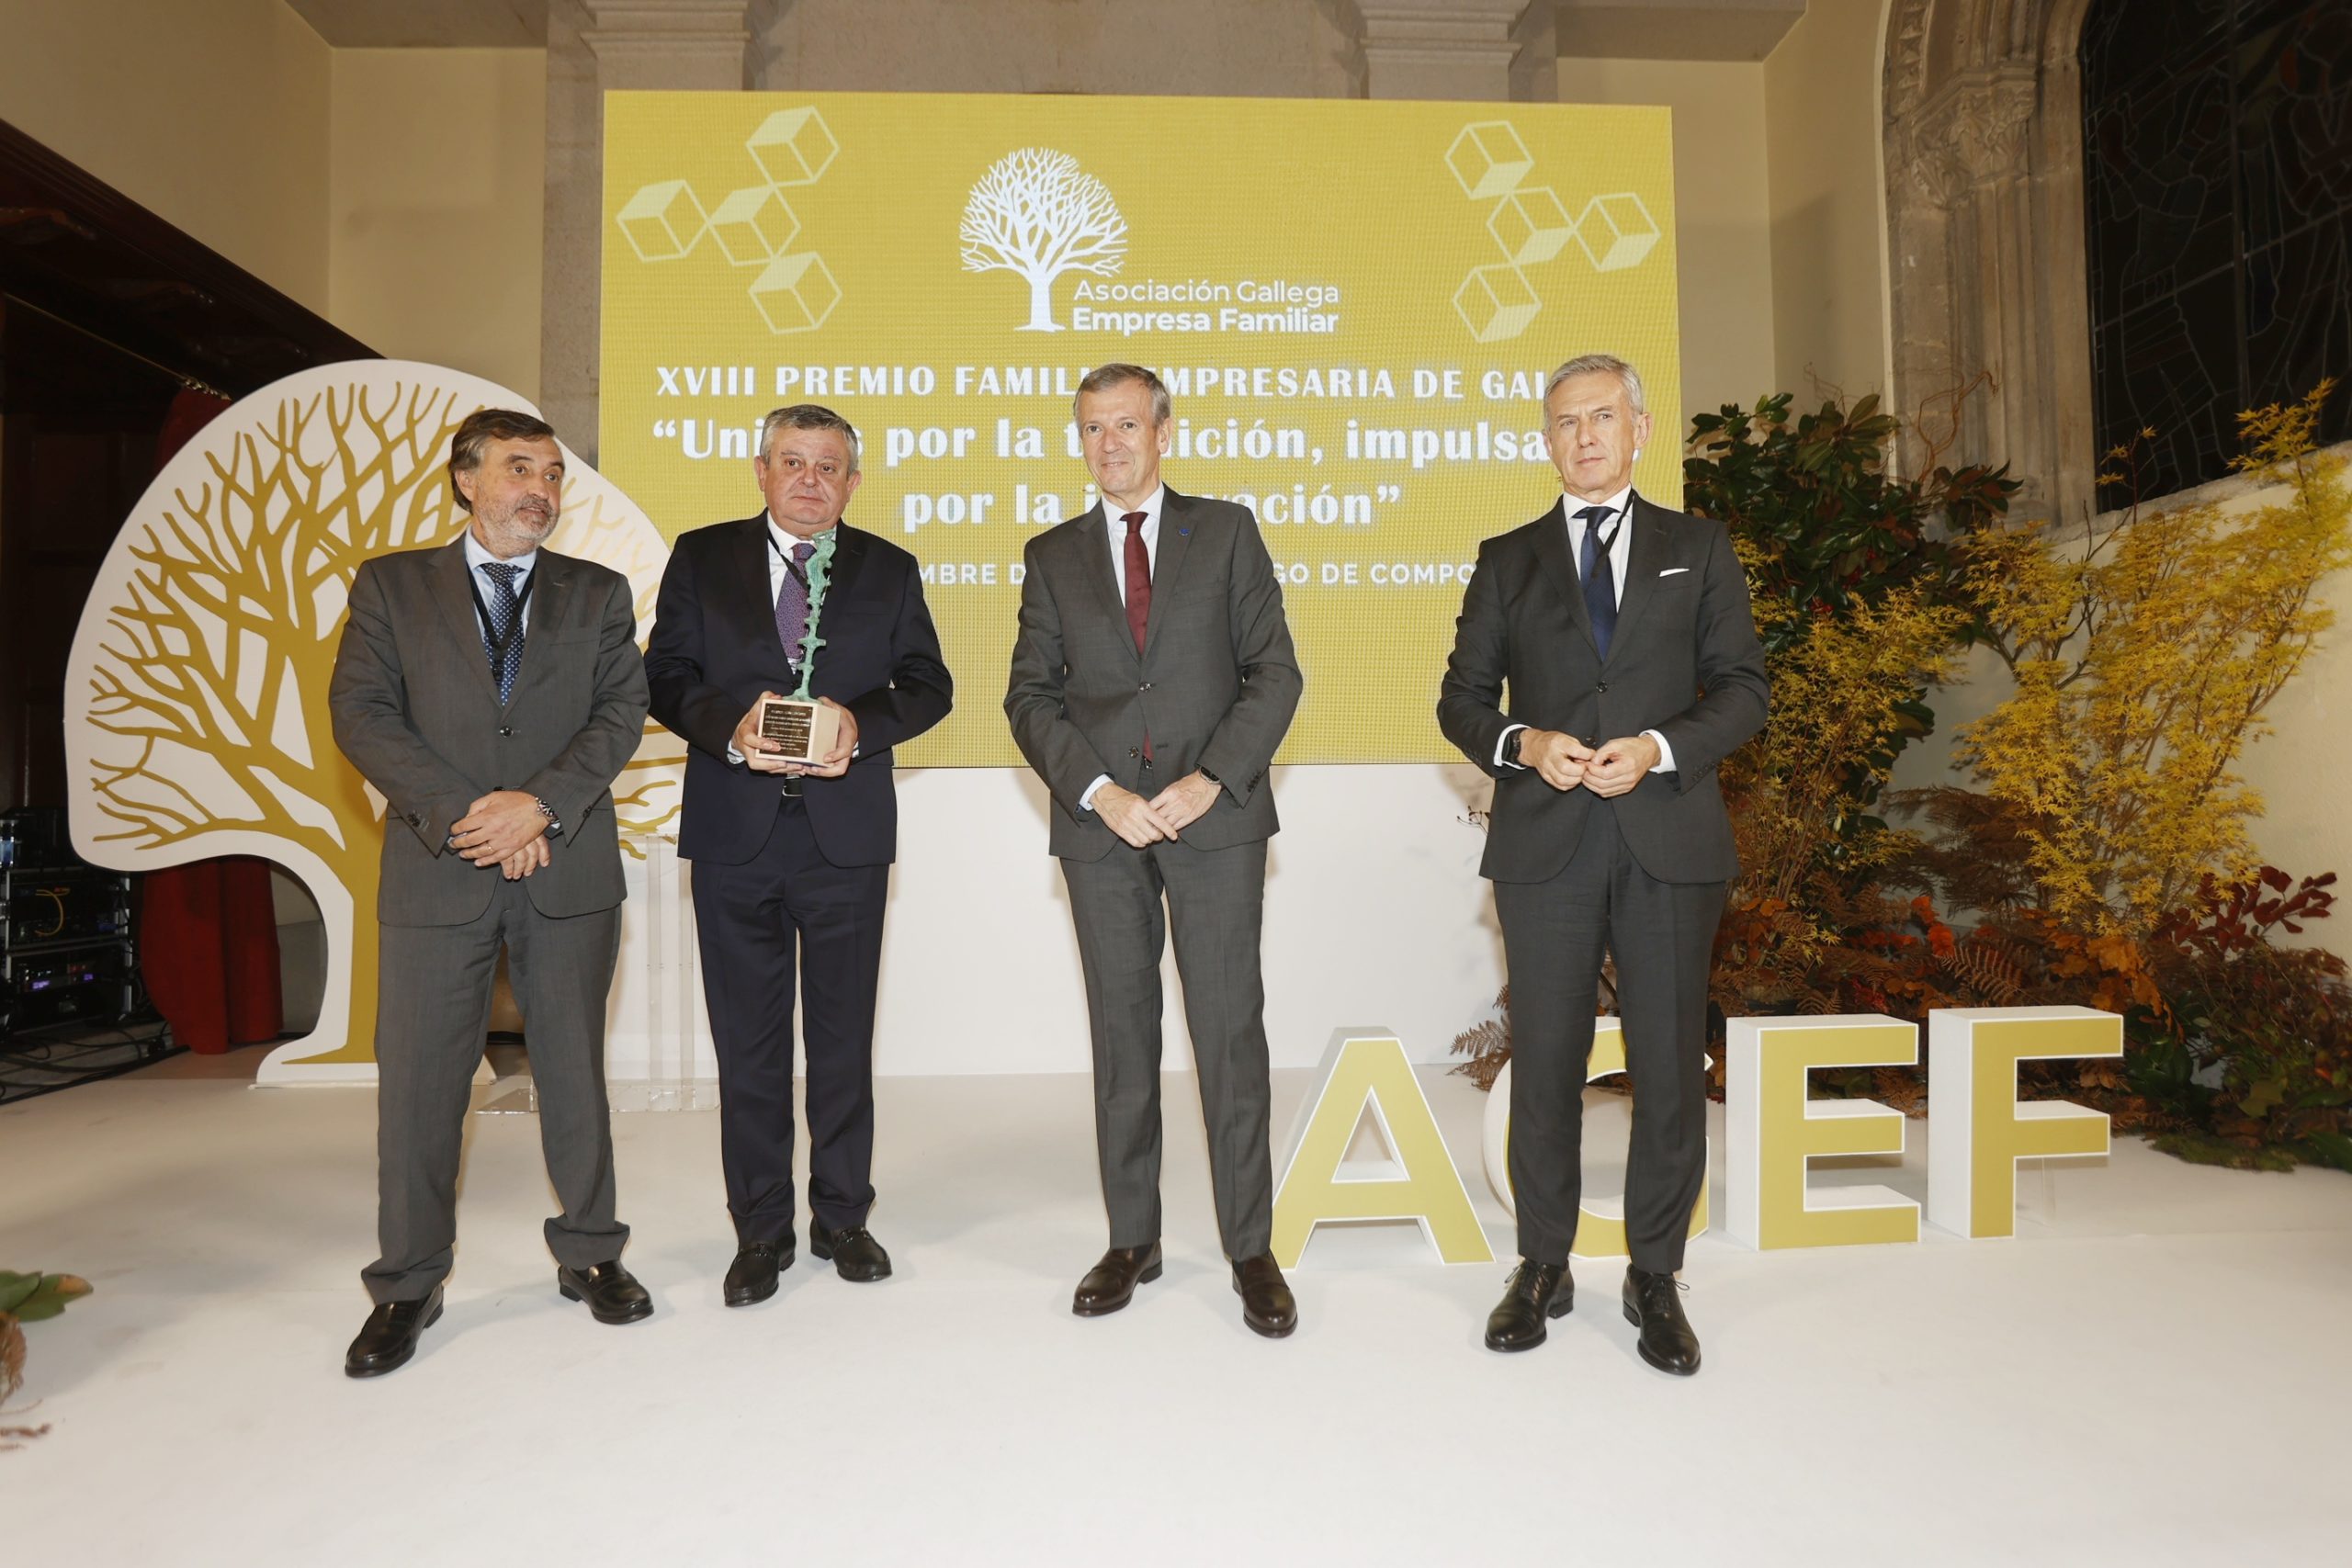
[[645, 515, 952, 867], [1437, 492, 1768, 886]]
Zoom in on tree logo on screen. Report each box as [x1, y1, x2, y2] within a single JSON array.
[[959, 149, 1128, 332]]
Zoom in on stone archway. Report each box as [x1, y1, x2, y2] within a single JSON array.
[[1883, 0, 2099, 524]]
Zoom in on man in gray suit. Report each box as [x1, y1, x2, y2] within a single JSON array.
[[329, 408, 654, 1377], [1439, 354, 1768, 1375], [1006, 363, 1304, 1337]]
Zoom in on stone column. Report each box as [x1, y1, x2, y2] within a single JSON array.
[[542, 0, 756, 459], [1883, 0, 2100, 524], [1357, 2, 1552, 103]]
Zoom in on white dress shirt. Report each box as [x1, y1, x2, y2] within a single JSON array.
[[1494, 484, 1678, 774], [462, 528, 538, 636], [1080, 486, 1166, 811]]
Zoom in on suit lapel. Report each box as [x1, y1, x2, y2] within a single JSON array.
[[734, 514, 781, 660], [505, 552, 578, 709], [429, 538, 504, 708], [1526, 498, 1597, 657], [1141, 489, 1196, 660], [1070, 502, 1136, 662], [822, 522, 869, 612], [1604, 493, 1666, 669]]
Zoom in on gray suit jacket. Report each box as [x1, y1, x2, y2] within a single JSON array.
[[1437, 492, 1769, 885], [329, 536, 651, 926], [1005, 489, 1302, 861]]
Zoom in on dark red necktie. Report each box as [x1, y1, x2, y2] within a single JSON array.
[[1124, 511, 1152, 762], [1122, 511, 1151, 651]]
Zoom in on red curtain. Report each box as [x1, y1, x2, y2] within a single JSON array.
[[134, 388, 286, 1054], [139, 861, 283, 1053]]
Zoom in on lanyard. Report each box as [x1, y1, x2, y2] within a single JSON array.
[[768, 527, 813, 591], [466, 560, 538, 660]]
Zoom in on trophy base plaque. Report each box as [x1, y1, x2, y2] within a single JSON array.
[[756, 694, 840, 766]]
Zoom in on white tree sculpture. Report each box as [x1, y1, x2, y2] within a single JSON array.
[[959, 148, 1128, 332], [64, 363, 682, 1083]]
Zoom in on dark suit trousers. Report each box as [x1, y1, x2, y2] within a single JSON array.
[[691, 797, 886, 1243], [1494, 807, 1724, 1273], [1060, 837, 1275, 1259], [364, 878, 627, 1303]]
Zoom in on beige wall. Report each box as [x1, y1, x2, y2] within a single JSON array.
[[1763, 0, 1893, 402], [327, 50, 546, 402], [0, 0, 332, 311], [0, 6, 547, 390], [1556, 58, 1777, 423]]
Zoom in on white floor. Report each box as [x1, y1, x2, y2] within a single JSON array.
[[4, 1051, 2348, 1565]]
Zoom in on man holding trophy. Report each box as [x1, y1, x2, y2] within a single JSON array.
[[646, 404, 953, 1307]]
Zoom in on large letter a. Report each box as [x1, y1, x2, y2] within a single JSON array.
[[1271, 1032, 1495, 1268]]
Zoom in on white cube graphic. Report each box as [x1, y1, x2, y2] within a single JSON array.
[[1446, 122, 1533, 200], [747, 107, 840, 186]]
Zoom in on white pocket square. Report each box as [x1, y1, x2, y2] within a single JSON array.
[[1658, 567, 1690, 577]]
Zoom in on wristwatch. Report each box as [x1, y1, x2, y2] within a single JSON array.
[[1197, 764, 1222, 785], [1507, 728, 1528, 766], [534, 796, 565, 838]]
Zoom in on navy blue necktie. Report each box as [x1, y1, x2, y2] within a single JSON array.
[[1577, 504, 1622, 660], [480, 561, 524, 704]]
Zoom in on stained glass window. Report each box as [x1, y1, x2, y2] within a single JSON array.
[[2082, 0, 2351, 501]]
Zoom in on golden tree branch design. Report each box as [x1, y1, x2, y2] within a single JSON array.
[[78, 380, 473, 1064], [74, 370, 686, 1068]]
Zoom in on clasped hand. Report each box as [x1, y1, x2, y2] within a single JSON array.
[[731, 692, 859, 779], [1095, 771, 1222, 849], [448, 790, 551, 880], [1517, 729, 1658, 798]]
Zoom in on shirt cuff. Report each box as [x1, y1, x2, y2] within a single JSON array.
[[1494, 724, 1529, 769], [1643, 729, 1676, 773], [1080, 773, 1112, 811], [725, 742, 745, 765]]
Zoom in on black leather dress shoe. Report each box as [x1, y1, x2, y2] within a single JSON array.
[[809, 1221, 892, 1281], [1071, 1243, 1162, 1316], [1484, 1259, 1574, 1352], [556, 1259, 654, 1324], [1231, 1253, 1297, 1339], [345, 1283, 444, 1378], [1623, 1265, 1701, 1376], [723, 1238, 795, 1307]]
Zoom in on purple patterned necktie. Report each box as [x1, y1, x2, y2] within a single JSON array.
[[775, 537, 817, 671]]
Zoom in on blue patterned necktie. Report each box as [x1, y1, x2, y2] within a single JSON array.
[[1576, 504, 1622, 660], [480, 561, 525, 704], [775, 538, 817, 671]]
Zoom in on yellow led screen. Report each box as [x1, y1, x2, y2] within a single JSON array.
[[600, 91, 1681, 765]]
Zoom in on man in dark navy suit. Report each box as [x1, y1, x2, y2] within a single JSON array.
[[646, 404, 951, 1307], [1439, 354, 1768, 1375]]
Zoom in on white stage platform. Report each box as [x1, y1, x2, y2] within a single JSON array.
[[4, 1050, 2347, 1564]]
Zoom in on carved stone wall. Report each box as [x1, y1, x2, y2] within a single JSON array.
[[1883, 0, 2099, 523]]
